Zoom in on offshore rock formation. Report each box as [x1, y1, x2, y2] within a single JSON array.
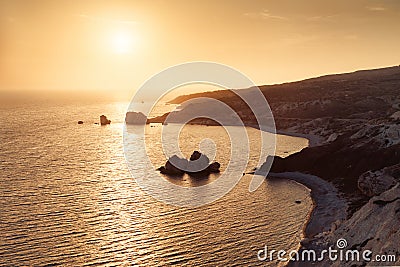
[[100, 115, 111, 125], [125, 112, 147, 125], [160, 155, 186, 175], [158, 151, 220, 176]]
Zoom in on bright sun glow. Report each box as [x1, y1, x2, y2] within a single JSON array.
[[111, 31, 135, 54]]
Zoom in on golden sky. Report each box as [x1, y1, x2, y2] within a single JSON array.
[[1, 0, 399, 97]]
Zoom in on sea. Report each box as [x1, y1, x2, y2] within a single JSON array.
[[0, 98, 312, 266]]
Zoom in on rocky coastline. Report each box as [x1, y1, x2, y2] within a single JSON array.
[[146, 66, 400, 265], [265, 134, 400, 266]]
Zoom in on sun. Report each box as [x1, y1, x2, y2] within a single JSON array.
[[111, 31, 135, 54]]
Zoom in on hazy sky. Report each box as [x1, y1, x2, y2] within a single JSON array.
[[1, 0, 399, 97]]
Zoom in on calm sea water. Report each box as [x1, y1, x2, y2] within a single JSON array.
[[0, 101, 312, 266]]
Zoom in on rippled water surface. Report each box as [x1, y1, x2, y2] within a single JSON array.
[[0, 101, 312, 266]]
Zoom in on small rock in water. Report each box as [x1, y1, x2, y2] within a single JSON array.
[[100, 115, 111, 125]]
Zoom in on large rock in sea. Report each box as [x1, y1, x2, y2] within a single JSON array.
[[158, 151, 220, 175], [187, 151, 210, 173], [158, 155, 187, 175], [125, 112, 147, 125], [100, 115, 111, 125]]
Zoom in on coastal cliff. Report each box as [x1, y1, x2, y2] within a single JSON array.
[[150, 66, 400, 264], [323, 183, 400, 266], [153, 66, 400, 205]]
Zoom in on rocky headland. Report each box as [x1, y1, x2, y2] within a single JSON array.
[[149, 65, 400, 265]]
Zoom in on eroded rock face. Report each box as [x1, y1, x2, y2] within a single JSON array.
[[390, 111, 400, 120], [358, 171, 397, 197], [325, 184, 400, 267], [350, 123, 400, 148], [358, 163, 400, 197]]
